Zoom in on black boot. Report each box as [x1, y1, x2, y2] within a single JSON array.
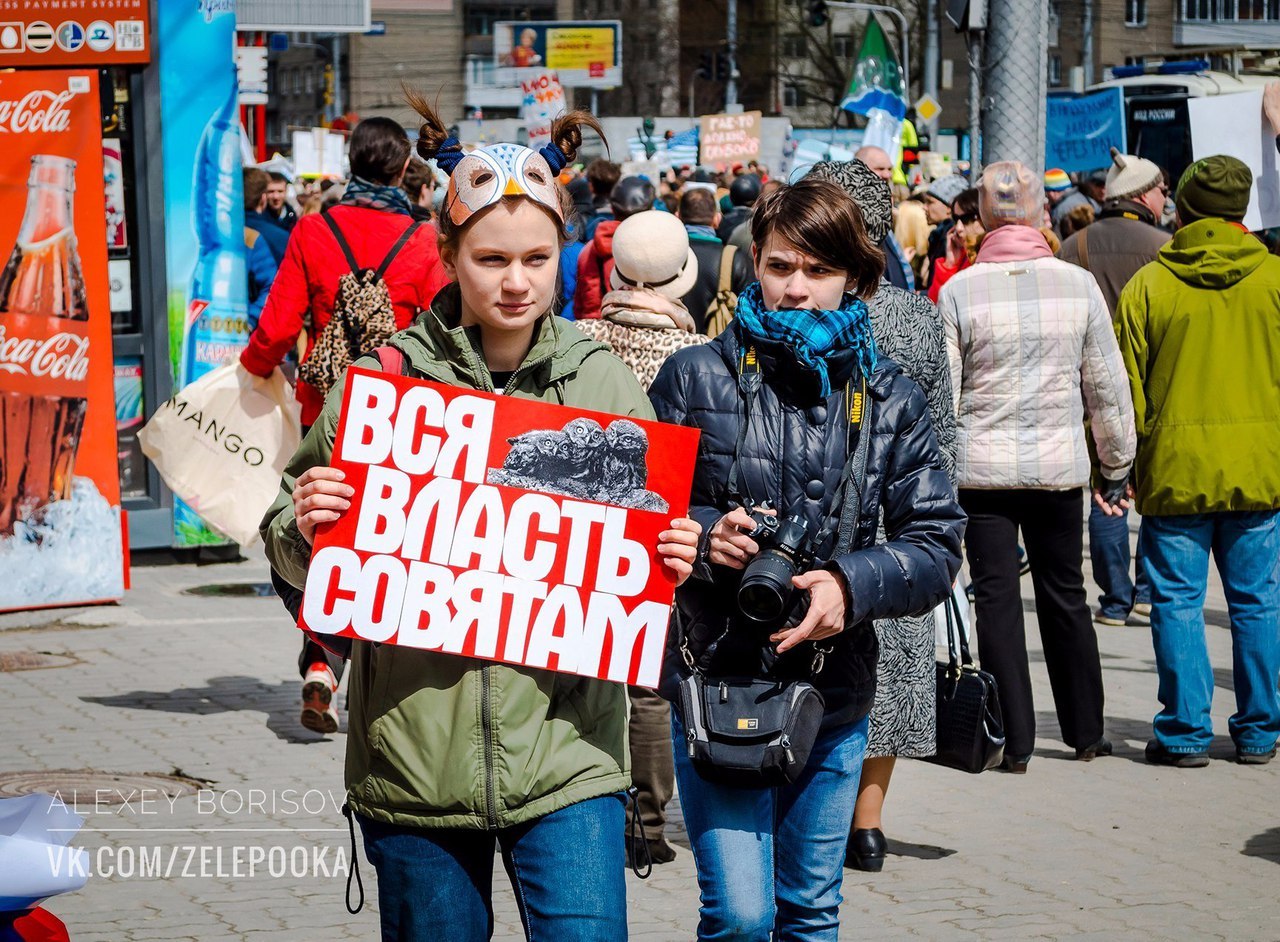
[[846, 827, 886, 872]]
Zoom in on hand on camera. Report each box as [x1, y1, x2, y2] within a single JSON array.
[[708, 507, 763, 570], [769, 569, 847, 654], [658, 517, 703, 587], [293, 466, 355, 545]]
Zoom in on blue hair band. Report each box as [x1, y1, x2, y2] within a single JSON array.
[[540, 140, 569, 174], [435, 136, 464, 175]]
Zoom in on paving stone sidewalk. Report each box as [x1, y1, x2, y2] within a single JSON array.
[[1, 544, 1276, 941]]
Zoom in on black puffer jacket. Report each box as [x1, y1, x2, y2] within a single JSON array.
[[649, 323, 966, 727]]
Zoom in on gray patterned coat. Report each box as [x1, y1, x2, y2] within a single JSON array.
[[867, 279, 958, 757]]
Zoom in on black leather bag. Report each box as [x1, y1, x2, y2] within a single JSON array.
[[925, 595, 1006, 773], [677, 671, 826, 788]]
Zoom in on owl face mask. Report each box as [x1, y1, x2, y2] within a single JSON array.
[[444, 142, 564, 227]]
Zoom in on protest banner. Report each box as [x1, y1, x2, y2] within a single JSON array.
[[519, 70, 567, 150], [1188, 90, 1280, 232], [1045, 88, 1126, 174], [299, 369, 700, 688], [699, 111, 763, 169]]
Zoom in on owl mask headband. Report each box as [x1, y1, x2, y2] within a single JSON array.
[[437, 138, 569, 227]]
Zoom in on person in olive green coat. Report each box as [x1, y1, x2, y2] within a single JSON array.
[[1115, 154, 1280, 770], [262, 100, 701, 941]]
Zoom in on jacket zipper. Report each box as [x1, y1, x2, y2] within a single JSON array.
[[481, 664, 497, 828]]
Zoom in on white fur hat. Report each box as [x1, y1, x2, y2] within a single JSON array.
[[609, 210, 699, 301], [1105, 147, 1163, 201]]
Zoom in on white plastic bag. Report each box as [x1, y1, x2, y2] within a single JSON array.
[[139, 363, 301, 545], [935, 578, 972, 648]]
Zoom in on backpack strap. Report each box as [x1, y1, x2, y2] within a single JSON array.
[[322, 210, 361, 273], [373, 344, 407, 376], [718, 243, 737, 294], [374, 220, 423, 280]]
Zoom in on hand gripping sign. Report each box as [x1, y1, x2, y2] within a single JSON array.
[[300, 368, 700, 688]]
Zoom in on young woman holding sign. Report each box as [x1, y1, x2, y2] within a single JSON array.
[[261, 98, 701, 941], [649, 177, 966, 941]]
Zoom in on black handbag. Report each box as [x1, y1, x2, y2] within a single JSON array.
[[677, 667, 826, 788], [925, 594, 1006, 773]]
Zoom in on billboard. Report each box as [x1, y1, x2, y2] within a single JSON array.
[[0, 3, 150, 67], [300, 369, 699, 688], [158, 0, 250, 547], [0, 70, 126, 612], [493, 20, 621, 89]]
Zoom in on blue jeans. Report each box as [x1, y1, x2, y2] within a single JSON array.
[[1088, 503, 1150, 620], [357, 794, 627, 941], [1141, 511, 1280, 755], [673, 714, 869, 942]]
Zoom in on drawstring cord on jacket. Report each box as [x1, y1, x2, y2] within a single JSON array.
[[627, 786, 652, 880], [342, 802, 365, 914]]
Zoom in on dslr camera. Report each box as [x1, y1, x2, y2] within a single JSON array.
[[737, 509, 819, 626]]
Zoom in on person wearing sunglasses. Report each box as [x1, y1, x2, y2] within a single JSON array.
[[927, 188, 983, 303]]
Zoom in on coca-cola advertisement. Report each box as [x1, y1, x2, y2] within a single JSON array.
[[0, 69, 125, 612]]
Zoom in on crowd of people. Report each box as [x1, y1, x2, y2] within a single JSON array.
[[232, 88, 1280, 940]]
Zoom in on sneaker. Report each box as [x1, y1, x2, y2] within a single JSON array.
[[1144, 739, 1210, 768], [1075, 737, 1113, 761], [1094, 613, 1127, 627], [301, 662, 339, 734], [1126, 609, 1151, 627], [1236, 746, 1276, 765], [1133, 603, 1152, 617]]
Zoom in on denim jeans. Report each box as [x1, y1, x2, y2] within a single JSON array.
[[1141, 511, 1280, 755], [357, 794, 627, 942], [672, 713, 869, 942], [1088, 503, 1150, 620]]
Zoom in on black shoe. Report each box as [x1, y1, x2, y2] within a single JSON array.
[[1075, 737, 1113, 761], [1236, 746, 1277, 765], [1144, 739, 1210, 768], [1001, 753, 1032, 773], [846, 827, 886, 872], [625, 835, 676, 869]]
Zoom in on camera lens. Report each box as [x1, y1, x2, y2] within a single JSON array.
[[737, 549, 798, 624]]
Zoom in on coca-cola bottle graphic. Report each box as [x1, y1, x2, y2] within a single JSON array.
[[0, 154, 91, 536]]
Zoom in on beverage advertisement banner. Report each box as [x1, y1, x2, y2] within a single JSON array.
[[0, 1, 151, 68], [0, 69, 125, 612], [300, 369, 700, 688], [493, 20, 622, 89], [699, 111, 763, 169], [158, 1, 249, 547], [1045, 88, 1127, 174]]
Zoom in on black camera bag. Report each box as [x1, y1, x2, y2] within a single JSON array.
[[677, 672, 826, 787]]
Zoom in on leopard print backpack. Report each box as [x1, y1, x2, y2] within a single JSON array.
[[298, 213, 421, 398]]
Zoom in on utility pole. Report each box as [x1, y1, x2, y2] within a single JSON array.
[[924, 0, 939, 106], [968, 30, 983, 176], [726, 0, 739, 109], [981, 0, 1047, 169], [1082, 0, 1094, 87]]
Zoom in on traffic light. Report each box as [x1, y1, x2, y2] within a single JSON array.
[[807, 1, 829, 27], [714, 50, 730, 82], [695, 51, 712, 80]]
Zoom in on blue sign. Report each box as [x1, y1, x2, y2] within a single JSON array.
[[365, 20, 386, 36], [1046, 88, 1127, 174]]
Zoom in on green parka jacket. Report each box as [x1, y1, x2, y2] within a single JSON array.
[[262, 283, 655, 830], [1115, 218, 1280, 517]]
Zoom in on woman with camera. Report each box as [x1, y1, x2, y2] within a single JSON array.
[[649, 177, 965, 941]]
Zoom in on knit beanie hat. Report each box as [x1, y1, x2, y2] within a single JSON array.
[[1105, 147, 1163, 201], [1176, 155, 1252, 224], [978, 161, 1044, 229], [1044, 168, 1071, 193], [925, 174, 968, 208]]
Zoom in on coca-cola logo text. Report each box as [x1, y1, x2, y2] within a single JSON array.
[[0, 90, 74, 135], [0, 325, 90, 382]]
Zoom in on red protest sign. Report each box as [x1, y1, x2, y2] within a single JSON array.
[[299, 368, 700, 688]]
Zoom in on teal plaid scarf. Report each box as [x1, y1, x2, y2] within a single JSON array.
[[340, 175, 413, 216], [733, 282, 877, 395]]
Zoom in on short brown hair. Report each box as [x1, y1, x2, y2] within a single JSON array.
[[586, 157, 621, 197], [751, 178, 884, 300], [348, 116, 411, 185], [401, 157, 435, 202], [242, 167, 269, 213], [678, 187, 717, 225]]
